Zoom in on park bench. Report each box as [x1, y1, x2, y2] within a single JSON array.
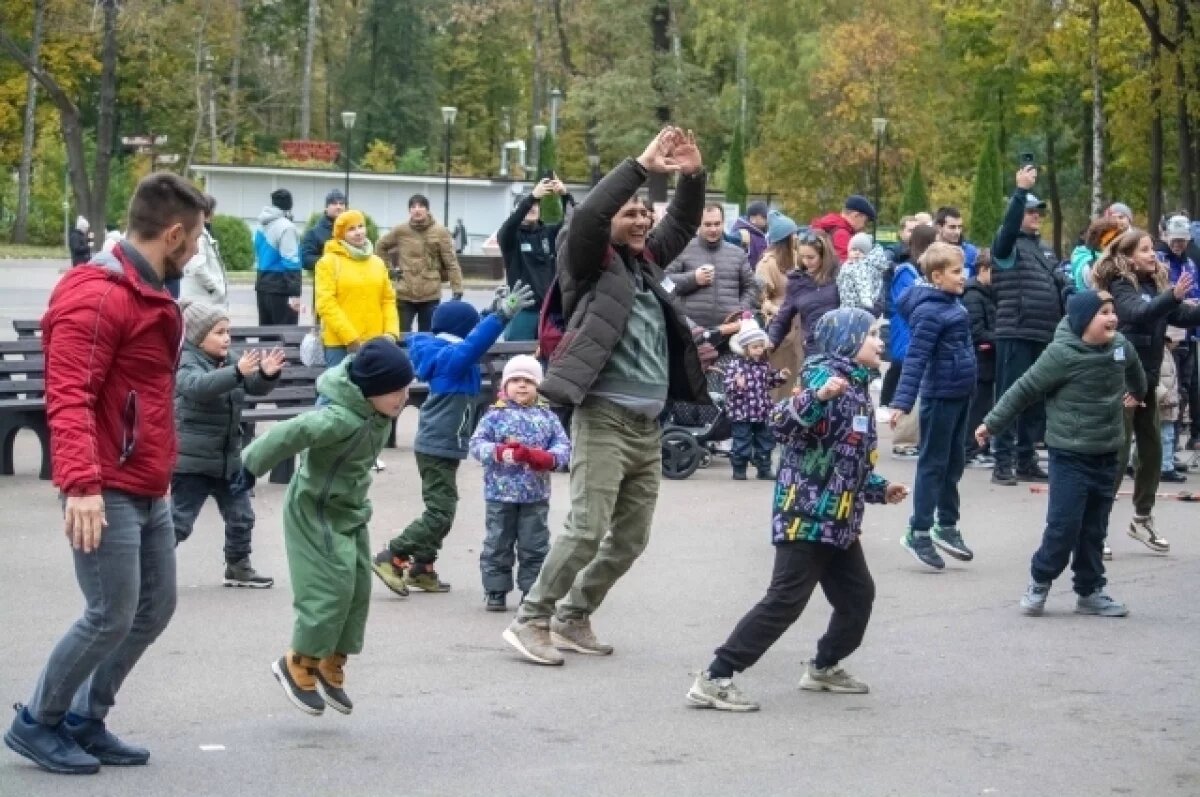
[[1, 319, 536, 484]]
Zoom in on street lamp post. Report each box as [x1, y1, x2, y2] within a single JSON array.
[[442, 106, 458, 225], [549, 89, 563, 137], [872, 116, 888, 235], [341, 111, 357, 203], [587, 153, 600, 186], [532, 124, 547, 178]]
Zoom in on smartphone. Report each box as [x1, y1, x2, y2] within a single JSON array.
[[1020, 152, 1035, 167]]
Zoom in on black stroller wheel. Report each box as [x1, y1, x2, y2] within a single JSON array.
[[661, 429, 703, 480]]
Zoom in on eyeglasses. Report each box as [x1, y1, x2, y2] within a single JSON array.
[[798, 231, 824, 248]]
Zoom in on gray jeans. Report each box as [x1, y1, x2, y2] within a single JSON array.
[[480, 501, 550, 594], [26, 490, 177, 724]]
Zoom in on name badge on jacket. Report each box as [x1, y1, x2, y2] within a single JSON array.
[[1114, 347, 1126, 362]]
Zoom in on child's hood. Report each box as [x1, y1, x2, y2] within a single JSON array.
[[405, 332, 455, 381], [315, 358, 374, 419], [963, 278, 994, 302], [897, 282, 956, 322], [801, 353, 871, 388]]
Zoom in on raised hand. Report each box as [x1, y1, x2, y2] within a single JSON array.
[[1173, 272, 1194, 301], [1016, 166, 1037, 190], [637, 127, 683, 175], [260, 347, 286, 376], [238, 349, 262, 377], [499, 280, 536, 319], [671, 129, 703, 176], [817, 376, 849, 401], [532, 179, 552, 199]]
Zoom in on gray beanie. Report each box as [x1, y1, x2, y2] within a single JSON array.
[[179, 300, 229, 347]]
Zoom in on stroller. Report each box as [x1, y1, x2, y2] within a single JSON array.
[[661, 351, 736, 480]]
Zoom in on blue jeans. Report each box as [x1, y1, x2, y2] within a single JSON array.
[[26, 490, 177, 724], [1032, 449, 1116, 595], [480, 500, 550, 593], [909, 397, 970, 532], [730, 420, 774, 473], [171, 472, 255, 562], [1161, 421, 1176, 473]]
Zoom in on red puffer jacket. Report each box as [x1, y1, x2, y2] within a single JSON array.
[[42, 244, 183, 497], [809, 212, 855, 264]]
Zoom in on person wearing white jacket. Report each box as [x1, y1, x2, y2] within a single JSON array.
[[180, 195, 229, 309]]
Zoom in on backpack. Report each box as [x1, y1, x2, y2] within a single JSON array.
[[536, 244, 658, 361]]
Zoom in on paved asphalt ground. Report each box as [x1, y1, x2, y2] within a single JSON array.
[[0, 259, 1198, 796]]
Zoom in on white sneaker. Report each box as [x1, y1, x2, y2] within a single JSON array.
[[1128, 515, 1169, 553], [372, 458, 387, 472]]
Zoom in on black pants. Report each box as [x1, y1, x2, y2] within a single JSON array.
[[1032, 449, 1115, 595], [170, 472, 255, 563], [880, 362, 902, 407], [257, 292, 299, 326], [1174, 342, 1200, 441], [730, 421, 774, 474], [993, 339, 1046, 470], [714, 540, 875, 673], [966, 380, 994, 457], [400, 300, 439, 334]]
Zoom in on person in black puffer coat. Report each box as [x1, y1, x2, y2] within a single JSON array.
[[497, 178, 574, 341], [963, 249, 997, 462], [1093, 227, 1200, 555]]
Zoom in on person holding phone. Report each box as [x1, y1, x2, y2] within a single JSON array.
[[988, 164, 1065, 486], [496, 175, 573, 341]]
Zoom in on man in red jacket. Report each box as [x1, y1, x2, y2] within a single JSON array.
[[811, 195, 877, 263], [4, 174, 206, 775]]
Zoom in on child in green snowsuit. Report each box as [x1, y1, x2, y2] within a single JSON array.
[[235, 338, 414, 717]]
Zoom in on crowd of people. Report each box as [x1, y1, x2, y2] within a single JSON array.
[[7, 126, 1200, 775]]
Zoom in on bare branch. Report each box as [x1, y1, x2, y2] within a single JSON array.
[[1125, 0, 1179, 51]]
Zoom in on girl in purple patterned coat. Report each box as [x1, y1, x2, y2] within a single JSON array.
[[688, 307, 908, 711], [469, 356, 571, 612], [724, 314, 789, 480]]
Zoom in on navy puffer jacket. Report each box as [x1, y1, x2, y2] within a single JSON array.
[[891, 284, 977, 412]]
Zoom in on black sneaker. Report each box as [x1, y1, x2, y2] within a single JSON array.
[[931, 525, 974, 562], [731, 469, 747, 481], [62, 713, 149, 765], [1161, 469, 1187, 484], [4, 704, 99, 775], [756, 470, 775, 480], [224, 558, 274, 588], [485, 591, 507, 612], [1016, 463, 1049, 482], [991, 466, 1018, 486], [902, 529, 946, 570]]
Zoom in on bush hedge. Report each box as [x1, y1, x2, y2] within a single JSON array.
[[211, 214, 254, 271]]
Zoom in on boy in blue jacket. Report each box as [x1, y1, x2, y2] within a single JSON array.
[[372, 283, 534, 594], [889, 243, 977, 570]]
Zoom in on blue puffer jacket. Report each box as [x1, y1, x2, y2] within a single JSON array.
[[891, 284, 977, 412], [886, 261, 920, 361]]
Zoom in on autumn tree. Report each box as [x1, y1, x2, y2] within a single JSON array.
[[900, 160, 930, 216], [725, 122, 748, 211]]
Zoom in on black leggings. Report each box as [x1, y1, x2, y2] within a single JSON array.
[[880, 362, 903, 407]]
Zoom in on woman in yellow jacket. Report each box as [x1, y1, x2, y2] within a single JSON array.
[[315, 209, 400, 369]]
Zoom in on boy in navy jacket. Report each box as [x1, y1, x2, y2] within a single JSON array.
[[372, 283, 534, 594], [889, 243, 977, 570]]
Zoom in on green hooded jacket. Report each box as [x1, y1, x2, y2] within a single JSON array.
[[985, 318, 1146, 455], [241, 358, 392, 549]]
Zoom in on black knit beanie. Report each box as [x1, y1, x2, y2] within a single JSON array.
[[349, 339, 414, 397]]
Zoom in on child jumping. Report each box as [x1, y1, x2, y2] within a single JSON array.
[[236, 338, 415, 716], [172, 300, 285, 587], [469, 355, 571, 612], [687, 308, 907, 711], [889, 243, 977, 570], [976, 290, 1145, 616], [723, 314, 788, 480], [372, 283, 535, 595]]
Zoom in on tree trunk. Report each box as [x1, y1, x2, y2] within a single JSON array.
[[299, 0, 318, 138], [531, 0, 543, 149], [184, 9, 212, 175], [226, 0, 244, 149], [12, 0, 44, 244], [88, 0, 119, 234], [1149, 17, 1164, 227], [1046, 128, 1064, 259], [1089, 0, 1105, 216], [1175, 1, 1194, 213], [648, 1, 672, 203]]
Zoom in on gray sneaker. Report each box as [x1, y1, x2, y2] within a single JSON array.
[[550, 615, 614, 655], [799, 661, 869, 694], [1020, 581, 1051, 616], [1075, 589, 1129, 617], [224, 558, 273, 588], [686, 671, 760, 712], [1128, 515, 1170, 553], [502, 619, 564, 666]]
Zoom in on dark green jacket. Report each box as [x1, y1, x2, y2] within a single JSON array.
[[985, 319, 1146, 455], [539, 158, 709, 407], [174, 343, 278, 479]]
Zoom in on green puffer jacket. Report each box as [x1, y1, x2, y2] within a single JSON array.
[[985, 318, 1146, 455], [241, 359, 392, 546], [175, 343, 279, 479]]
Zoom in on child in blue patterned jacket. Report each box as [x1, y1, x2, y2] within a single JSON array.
[[687, 307, 908, 711], [470, 355, 571, 612]]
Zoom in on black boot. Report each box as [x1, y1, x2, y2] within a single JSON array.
[[991, 465, 1018, 486], [1015, 462, 1049, 482]]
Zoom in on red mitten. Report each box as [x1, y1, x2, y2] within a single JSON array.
[[495, 443, 519, 463], [524, 447, 557, 472], [509, 443, 531, 463]]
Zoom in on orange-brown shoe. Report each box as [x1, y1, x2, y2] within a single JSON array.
[[316, 653, 352, 715], [271, 651, 325, 716]]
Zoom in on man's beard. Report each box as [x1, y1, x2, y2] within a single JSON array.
[[164, 240, 189, 280]]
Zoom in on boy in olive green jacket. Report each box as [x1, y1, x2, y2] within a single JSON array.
[[976, 291, 1145, 619], [235, 339, 414, 717]]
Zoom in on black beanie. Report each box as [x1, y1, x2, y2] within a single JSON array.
[[349, 339, 414, 397], [1067, 289, 1113, 338], [271, 188, 293, 212]]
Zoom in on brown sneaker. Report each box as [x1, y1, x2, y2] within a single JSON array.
[[271, 651, 325, 715], [550, 615, 614, 656], [316, 653, 352, 715], [502, 618, 564, 666], [405, 562, 452, 593]]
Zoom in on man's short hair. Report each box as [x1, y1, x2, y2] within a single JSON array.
[[408, 194, 430, 210], [126, 173, 207, 238], [934, 206, 962, 227], [703, 203, 725, 219], [919, 242, 965, 278], [746, 201, 769, 219], [204, 193, 217, 215], [899, 215, 916, 229]]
